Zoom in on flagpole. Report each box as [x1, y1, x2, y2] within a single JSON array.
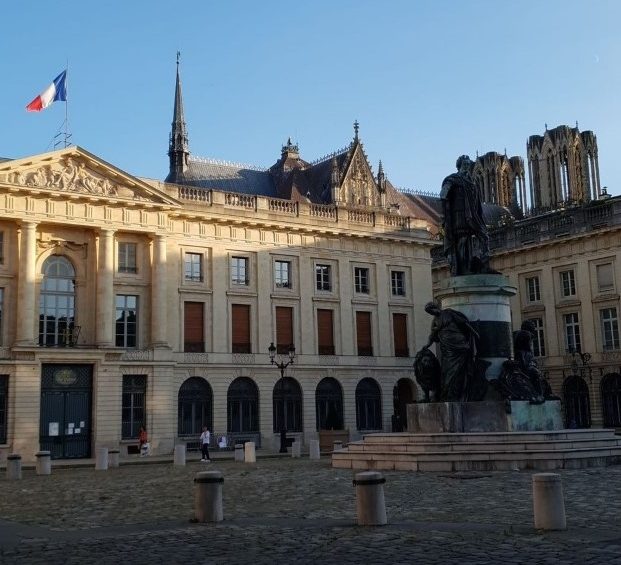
[[64, 60, 69, 147]]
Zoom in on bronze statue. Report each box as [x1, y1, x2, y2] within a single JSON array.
[[441, 155, 496, 276], [422, 302, 488, 402], [413, 347, 442, 402]]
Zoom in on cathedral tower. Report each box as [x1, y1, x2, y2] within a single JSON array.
[[165, 53, 190, 183]]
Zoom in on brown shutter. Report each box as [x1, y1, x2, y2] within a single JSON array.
[[356, 311, 373, 356], [317, 309, 335, 355], [232, 304, 251, 353], [276, 306, 293, 353], [392, 313, 408, 357], [184, 302, 204, 352]]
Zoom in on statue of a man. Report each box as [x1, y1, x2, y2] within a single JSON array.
[[441, 155, 494, 276], [423, 302, 488, 401], [513, 320, 552, 402]]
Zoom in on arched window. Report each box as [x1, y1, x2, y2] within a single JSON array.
[[601, 373, 621, 427], [39, 256, 76, 346], [563, 375, 591, 429], [316, 377, 343, 430], [356, 377, 382, 431], [227, 377, 259, 433], [273, 377, 302, 432], [178, 377, 212, 436], [392, 378, 416, 432]]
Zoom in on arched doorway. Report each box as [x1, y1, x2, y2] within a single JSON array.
[[227, 377, 259, 433], [392, 378, 415, 432], [273, 377, 303, 432], [316, 377, 343, 430], [601, 373, 621, 427], [39, 255, 76, 346], [563, 375, 591, 428], [178, 377, 213, 436], [356, 377, 382, 431]]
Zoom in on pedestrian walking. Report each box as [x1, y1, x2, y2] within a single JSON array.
[[200, 426, 211, 462], [138, 425, 150, 456]]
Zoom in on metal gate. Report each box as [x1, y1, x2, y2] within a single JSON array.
[[40, 364, 92, 459]]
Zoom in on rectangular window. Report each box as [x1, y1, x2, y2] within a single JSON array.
[[356, 311, 373, 356], [231, 304, 251, 353], [115, 295, 138, 348], [560, 270, 576, 297], [354, 267, 370, 294], [276, 306, 293, 354], [531, 317, 546, 357], [231, 257, 249, 286], [118, 242, 137, 274], [392, 313, 409, 357], [122, 375, 146, 440], [526, 276, 541, 302], [600, 307, 620, 351], [184, 302, 204, 352], [563, 312, 581, 353], [0, 375, 7, 444], [274, 261, 291, 289], [317, 309, 335, 355], [597, 263, 614, 292], [391, 271, 406, 297], [315, 264, 332, 292], [184, 252, 203, 282]]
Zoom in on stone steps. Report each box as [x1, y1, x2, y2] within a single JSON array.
[[332, 429, 621, 472]]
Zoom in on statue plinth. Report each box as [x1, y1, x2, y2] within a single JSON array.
[[435, 274, 517, 381], [407, 400, 563, 433]]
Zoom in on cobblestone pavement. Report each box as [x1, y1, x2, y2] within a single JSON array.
[[1, 457, 621, 564]]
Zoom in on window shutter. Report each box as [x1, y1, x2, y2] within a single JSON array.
[[184, 302, 204, 352], [317, 309, 335, 355], [597, 263, 614, 291], [356, 311, 373, 356], [276, 307, 293, 353], [232, 304, 251, 353], [392, 313, 408, 357]]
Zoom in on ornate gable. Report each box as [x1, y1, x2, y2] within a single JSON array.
[[338, 142, 381, 207], [0, 146, 179, 208]]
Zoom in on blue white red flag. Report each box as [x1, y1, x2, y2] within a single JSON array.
[[26, 70, 67, 112]]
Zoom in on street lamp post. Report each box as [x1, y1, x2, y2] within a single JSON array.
[[268, 342, 296, 453]]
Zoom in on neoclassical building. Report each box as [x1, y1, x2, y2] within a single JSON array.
[[0, 67, 437, 460]]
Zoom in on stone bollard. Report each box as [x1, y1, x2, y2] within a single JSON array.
[[244, 441, 256, 464], [174, 444, 186, 466], [333, 441, 343, 452], [108, 449, 120, 468], [532, 473, 566, 530], [35, 451, 52, 475], [353, 471, 387, 526], [194, 471, 224, 523], [309, 439, 320, 460], [95, 447, 109, 471], [291, 441, 301, 458], [6, 454, 22, 480], [234, 443, 245, 462]]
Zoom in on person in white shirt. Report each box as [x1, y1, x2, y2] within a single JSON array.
[[200, 426, 211, 462]]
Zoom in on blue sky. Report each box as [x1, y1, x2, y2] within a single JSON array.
[[2, 0, 620, 195]]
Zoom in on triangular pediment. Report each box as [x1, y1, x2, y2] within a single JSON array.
[[0, 146, 179, 208], [338, 142, 381, 207]]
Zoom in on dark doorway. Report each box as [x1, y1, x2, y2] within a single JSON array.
[[355, 377, 382, 431], [178, 377, 213, 436], [563, 375, 591, 428], [40, 364, 92, 459], [601, 373, 621, 427], [227, 377, 259, 433], [316, 377, 344, 430], [393, 378, 415, 432]]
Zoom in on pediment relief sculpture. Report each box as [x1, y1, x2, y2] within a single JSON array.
[[3, 157, 149, 201]]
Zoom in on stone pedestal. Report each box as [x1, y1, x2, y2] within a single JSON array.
[[354, 471, 387, 526], [95, 447, 108, 471], [7, 454, 22, 480], [108, 449, 120, 468], [174, 444, 186, 466], [533, 473, 566, 530], [309, 439, 320, 460], [291, 441, 301, 458], [407, 400, 563, 433], [436, 274, 517, 381], [234, 444, 244, 462], [194, 471, 224, 523], [35, 451, 52, 475]]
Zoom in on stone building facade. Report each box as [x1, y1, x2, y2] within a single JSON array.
[[0, 68, 437, 461]]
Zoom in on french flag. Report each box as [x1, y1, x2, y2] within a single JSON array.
[[26, 70, 67, 112]]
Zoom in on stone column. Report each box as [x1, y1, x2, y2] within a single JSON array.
[[151, 234, 168, 348], [96, 229, 115, 347], [16, 221, 38, 346]]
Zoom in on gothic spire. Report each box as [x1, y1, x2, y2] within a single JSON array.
[[377, 160, 386, 192], [167, 52, 189, 182]]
